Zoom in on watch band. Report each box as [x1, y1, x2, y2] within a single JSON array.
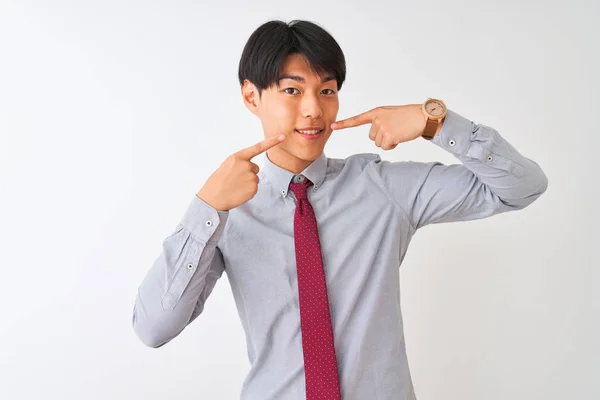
[[421, 98, 447, 140], [422, 117, 439, 140]]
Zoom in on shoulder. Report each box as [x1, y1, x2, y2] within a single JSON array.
[[328, 152, 438, 175], [326, 152, 382, 172]]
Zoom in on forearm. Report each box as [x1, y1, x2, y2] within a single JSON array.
[[132, 196, 228, 347], [431, 109, 548, 206]]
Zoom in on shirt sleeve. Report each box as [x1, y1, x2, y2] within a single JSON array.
[[132, 195, 229, 348], [370, 109, 548, 230]]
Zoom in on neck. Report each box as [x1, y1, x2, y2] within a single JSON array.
[[266, 149, 318, 174]]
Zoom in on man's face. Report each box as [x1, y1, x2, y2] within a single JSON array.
[[243, 54, 339, 172]]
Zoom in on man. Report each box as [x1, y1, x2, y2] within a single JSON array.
[[133, 20, 548, 400]]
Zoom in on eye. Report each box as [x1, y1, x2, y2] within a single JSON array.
[[322, 89, 336, 95], [284, 88, 300, 95]]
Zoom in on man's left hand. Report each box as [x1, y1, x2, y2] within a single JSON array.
[[331, 104, 437, 150]]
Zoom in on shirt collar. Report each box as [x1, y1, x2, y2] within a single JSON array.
[[262, 151, 328, 198]]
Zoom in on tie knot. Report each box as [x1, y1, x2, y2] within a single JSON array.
[[289, 179, 313, 200]]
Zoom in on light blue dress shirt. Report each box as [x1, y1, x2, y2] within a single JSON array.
[[133, 109, 548, 399]]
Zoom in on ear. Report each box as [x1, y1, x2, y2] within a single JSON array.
[[241, 80, 260, 115]]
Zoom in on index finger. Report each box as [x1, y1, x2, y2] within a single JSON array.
[[236, 134, 286, 160], [331, 108, 376, 130]]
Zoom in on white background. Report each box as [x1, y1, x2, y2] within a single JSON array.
[[1, 0, 598, 399]]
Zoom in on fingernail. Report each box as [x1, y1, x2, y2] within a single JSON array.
[[278, 134, 286, 140]]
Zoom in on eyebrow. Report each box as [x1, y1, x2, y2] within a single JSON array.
[[278, 74, 336, 84]]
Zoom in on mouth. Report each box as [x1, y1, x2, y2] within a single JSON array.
[[295, 128, 325, 139]]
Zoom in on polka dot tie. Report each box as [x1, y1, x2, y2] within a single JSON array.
[[289, 178, 342, 400]]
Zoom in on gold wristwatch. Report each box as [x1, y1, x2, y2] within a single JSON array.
[[421, 98, 447, 140]]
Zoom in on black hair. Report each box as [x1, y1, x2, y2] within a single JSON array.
[[238, 20, 346, 96]]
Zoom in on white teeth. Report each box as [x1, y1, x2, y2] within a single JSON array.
[[297, 129, 322, 135]]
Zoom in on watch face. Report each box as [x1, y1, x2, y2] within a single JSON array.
[[424, 99, 446, 117]]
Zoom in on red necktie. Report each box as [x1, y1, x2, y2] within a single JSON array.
[[289, 178, 342, 400]]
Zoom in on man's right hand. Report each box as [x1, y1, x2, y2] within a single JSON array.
[[197, 134, 287, 211]]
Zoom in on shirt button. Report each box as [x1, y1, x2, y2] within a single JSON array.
[[298, 176, 305, 182], [187, 263, 194, 270], [487, 155, 493, 162], [282, 189, 287, 195], [205, 220, 213, 227], [449, 139, 456, 146]]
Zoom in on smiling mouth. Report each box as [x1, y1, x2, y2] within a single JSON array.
[[295, 128, 324, 136]]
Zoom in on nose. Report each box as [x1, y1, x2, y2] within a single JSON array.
[[300, 93, 323, 119]]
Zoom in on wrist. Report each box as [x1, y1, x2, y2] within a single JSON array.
[[434, 117, 445, 137], [196, 191, 226, 212], [419, 98, 447, 139]]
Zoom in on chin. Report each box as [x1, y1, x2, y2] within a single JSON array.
[[290, 145, 324, 161]]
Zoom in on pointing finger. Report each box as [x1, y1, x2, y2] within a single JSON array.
[[331, 108, 377, 130], [236, 134, 286, 160]]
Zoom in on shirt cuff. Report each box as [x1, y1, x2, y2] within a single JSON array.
[[180, 195, 229, 244], [431, 109, 475, 156], [430, 109, 526, 177]]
